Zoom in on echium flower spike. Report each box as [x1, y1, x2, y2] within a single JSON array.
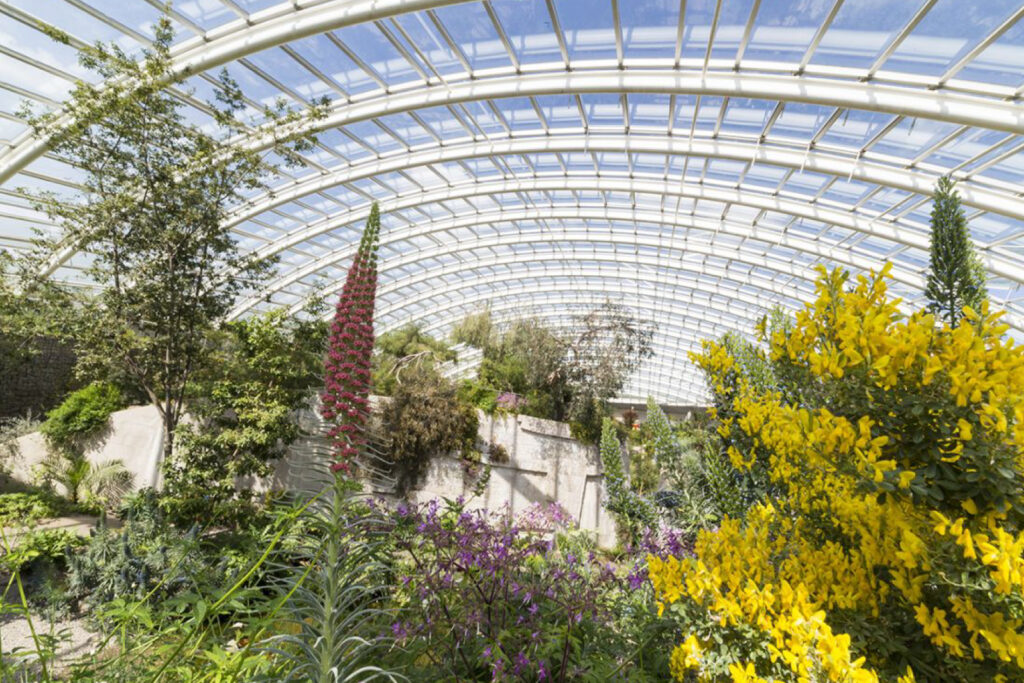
[[321, 203, 382, 472]]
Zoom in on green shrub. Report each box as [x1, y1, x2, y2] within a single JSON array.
[[40, 382, 123, 455], [381, 366, 479, 494], [0, 491, 73, 525], [1, 528, 84, 572], [65, 489, 212, 611]]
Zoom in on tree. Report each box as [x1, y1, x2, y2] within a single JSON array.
[[0, 249, 76, 386], [452, 303, 655, 442], [564, 303, 655, 420], [322, 204, 381, 471], [924, 176, 988, 326], [379, 365, 479, 495], [372, 324, 456, 396], [163, 308, 327, 524], [22, 18, 325, 464]]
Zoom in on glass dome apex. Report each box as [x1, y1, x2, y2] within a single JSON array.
[[3, 0, 1024, 404]]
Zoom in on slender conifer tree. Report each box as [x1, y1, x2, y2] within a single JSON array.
[[924, 176, 987, 326]]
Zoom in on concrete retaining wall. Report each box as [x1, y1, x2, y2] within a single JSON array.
[[411, 413, 616, 547], [7, 405, 165, 495], [9, 405, 617, 545]]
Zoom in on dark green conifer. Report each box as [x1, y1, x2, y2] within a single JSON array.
[[924, 176, 987, 326]]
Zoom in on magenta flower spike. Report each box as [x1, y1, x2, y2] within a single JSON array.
[[321, 203, 381, 472]]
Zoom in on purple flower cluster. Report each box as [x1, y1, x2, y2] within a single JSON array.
[[514, 501, 576, 534], [321, 204, 380, 472], [495, 392, 525, 412], [625, 523, 695, 590], [392, 499, 618, 681]]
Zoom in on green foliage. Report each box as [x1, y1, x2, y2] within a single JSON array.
[[1, 528, 84, 573], [454, 304, 654, 443], [457, 377, 499, 413], [450, 308, 497, 349], [372, 323, 455, 396], [38, 456, 132, 507], [700, 331, 780, 513], [164, 308, 326, 526], [259, 476, 402, 682], [600, 418, 655, 547], [0, 491, 74, 526], [379, 365, 479, 494], [40, 381, 122, 455], [0, 249, 77, 384], [64, 489, 212, 612], [22, 18, 326, 464], [925, 176, 988, 326]]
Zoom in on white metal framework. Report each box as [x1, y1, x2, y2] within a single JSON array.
[[3, 0, 1024, 404]]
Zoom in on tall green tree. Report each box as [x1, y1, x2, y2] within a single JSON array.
[[372, 324, 456, 396], [924, 176, 988, 326], [163, 308, 327, 524], [23, 18, 325, 461]]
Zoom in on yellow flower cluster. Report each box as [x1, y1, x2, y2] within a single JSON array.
[[661, 265, 1024, 681]]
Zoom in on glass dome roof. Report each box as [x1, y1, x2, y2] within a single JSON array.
[[3, 0, 1024, 404]]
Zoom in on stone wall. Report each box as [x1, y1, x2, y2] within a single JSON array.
[[8, 405, 166, 494], [10, 405, 618, 546], [1, 337, 77, 419], [410, 412, 617, 547]]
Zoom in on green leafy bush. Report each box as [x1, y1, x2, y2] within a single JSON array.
[[40, 382, 123, 455], [380, 365, 479, 494], [600, 418, 655, 547], [163, 308, 325, 527], [0, 491, 74, 525], [1, 528, 84, 572], [372, 323, 455, 396], [65, 489, 212, 611]]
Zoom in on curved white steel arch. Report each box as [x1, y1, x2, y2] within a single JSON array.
[[0, 0, 468, 185], [223, 69, 1024, 157], [367, 261, 908, 331], [238, 175, 943, 265], [231, 203, 928, 318], [228, 135, 1024, 226], [376, 271, 794, 339], [8, 60, 1024, 189], [306, 249, 821, 323]]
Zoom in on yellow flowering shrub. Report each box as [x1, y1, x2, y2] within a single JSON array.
[[652, 264, 1024, 682]]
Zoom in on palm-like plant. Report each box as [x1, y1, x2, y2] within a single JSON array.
[[41, 453, 133, 505]]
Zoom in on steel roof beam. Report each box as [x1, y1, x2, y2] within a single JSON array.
[[8, 60, 1024, 187], [229, 203, 929, 318], [217, 174, 1022, 284], [224, 133, 1024, 225]]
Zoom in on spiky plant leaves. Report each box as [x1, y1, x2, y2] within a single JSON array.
[[924, 176, 988, 326], [599, 418, 654, 547], [256, 439, 402, 683]]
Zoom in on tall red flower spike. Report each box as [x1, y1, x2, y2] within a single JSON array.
[[321, 203, 381, 473]]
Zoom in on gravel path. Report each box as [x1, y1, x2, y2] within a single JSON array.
[[0, 609, 98, 676]]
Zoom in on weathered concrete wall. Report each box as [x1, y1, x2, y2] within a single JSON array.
[[411, 412, 617, 547], [9, 405, 164, 495], [10, 405, 617, 546]]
